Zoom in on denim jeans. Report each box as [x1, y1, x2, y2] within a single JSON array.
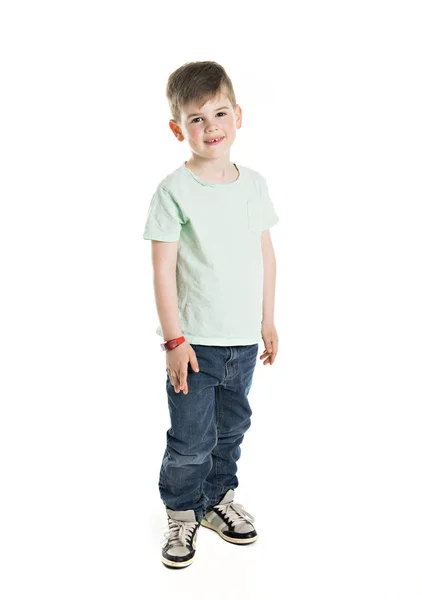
[[158, 342, 259, 522]]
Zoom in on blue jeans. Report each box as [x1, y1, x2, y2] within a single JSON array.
[[158, 343, 259, 522]]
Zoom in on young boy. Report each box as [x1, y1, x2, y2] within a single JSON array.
[[142, 61, 279, 569]]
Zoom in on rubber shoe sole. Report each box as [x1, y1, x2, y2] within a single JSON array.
[[161, 554, 195, 568]]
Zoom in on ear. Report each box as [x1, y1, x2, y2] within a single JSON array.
[[234, 104, 242, 129], [169, 120, 185, 142]]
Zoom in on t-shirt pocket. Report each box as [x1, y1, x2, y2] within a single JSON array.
[[246, 199, 261, 233]]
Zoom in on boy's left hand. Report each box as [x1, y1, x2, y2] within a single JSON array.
[[260, 321, 278, 366]]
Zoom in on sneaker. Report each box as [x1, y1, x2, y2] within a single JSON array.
[[201, 489, 258, 544], [161, 508, 201, 568]]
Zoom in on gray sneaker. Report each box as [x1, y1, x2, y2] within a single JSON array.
[[161, 508, 201, 568], [201, 489, 258, 544]]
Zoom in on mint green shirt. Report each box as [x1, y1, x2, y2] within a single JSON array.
[[143, 161, 279, 345]]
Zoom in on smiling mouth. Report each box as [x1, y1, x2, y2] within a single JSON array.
[[204, 137, 225, 145]]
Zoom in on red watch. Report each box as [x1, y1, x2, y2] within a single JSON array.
[[161, 336, 185, 351]]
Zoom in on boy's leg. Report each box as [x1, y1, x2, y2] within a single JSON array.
[[158, 344, 224, 522], [202, 343, 259, 507]]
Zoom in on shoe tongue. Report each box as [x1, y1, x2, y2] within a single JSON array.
[[166, 508, 197, 522], [219, 489, 235, 504]]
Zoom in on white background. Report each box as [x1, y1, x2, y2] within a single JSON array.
[[1, 1, 421, 599]]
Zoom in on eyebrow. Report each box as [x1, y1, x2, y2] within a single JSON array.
[[187, 106, 230, 119]]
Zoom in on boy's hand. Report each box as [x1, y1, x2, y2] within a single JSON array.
[[260, 321, 278, 366], [166, 342, 200, 395]]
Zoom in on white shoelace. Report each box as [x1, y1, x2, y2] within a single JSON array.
[[213, 501, 255, 528], [161, 518, 198, 548]]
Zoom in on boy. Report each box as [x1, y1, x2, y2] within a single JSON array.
[[142, 61, 279, 569]]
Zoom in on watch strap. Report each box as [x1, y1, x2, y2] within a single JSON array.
[[161, 336, 185, 351]]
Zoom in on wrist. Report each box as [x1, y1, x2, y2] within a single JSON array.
[[162, 330, 183, 340], [261, 317, 274, 327]]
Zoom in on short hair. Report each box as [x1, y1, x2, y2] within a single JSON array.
[[166, 61, 237, 125]]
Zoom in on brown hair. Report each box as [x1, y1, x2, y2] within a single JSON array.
[[166, 61, 237, 125]]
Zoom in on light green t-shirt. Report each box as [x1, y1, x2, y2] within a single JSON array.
[[143, 161, 279, 346]]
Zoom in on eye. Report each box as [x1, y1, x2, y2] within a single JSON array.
[[191, 112, 227, 124]]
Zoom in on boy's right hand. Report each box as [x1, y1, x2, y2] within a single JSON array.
[[166, 342, 200, 395]]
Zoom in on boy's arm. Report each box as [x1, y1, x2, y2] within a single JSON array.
[[150, 240, 183, 340], [261, 229, 276, 324]]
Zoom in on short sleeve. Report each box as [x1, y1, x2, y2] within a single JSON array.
[[259, 175, 279, 231], [142, 185, 185, 242]]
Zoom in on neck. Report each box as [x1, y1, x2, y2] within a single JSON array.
[[185, 157, 237, 182]]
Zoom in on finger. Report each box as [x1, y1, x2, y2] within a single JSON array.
[[179, 373, 187, 394], [190, 357, 200, 372], [182, 370, 190, 394], [265, 351, 274, 364], [167, 367, 186, 393]]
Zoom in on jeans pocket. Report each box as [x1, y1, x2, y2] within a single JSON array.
[[247, 200, 261, 233]]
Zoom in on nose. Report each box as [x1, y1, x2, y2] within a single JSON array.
[[205, 119, 220, 132]]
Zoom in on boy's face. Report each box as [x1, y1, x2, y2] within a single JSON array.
[[170, 89, 242, 159]]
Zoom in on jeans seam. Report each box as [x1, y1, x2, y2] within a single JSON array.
[[215, 385, 222, 486]]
